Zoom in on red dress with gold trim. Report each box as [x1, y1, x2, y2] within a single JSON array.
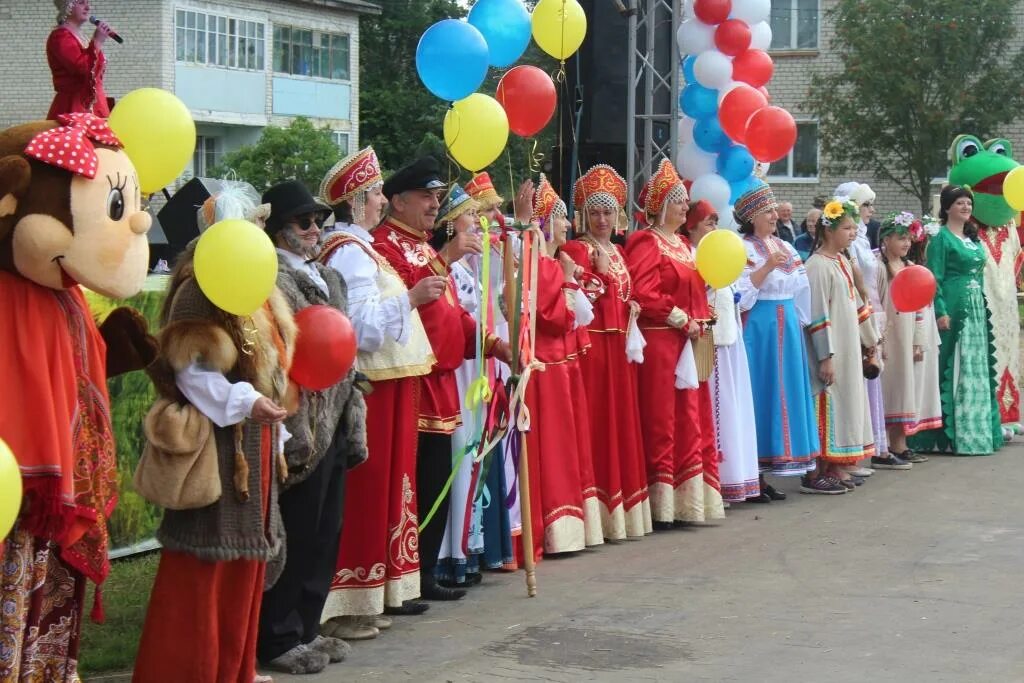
[[523, 255, 589, 559], [625, 229, 724, 523], [562, 238, 652, 539]]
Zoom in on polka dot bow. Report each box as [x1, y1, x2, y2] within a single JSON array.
[[24, 113, 123, 179]]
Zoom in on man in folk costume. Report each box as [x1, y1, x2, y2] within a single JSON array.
[[315, 147, 440, 630], [0, 115, 156, 681], [625, 159, 725, 527], [254, 181, 369, 674], [371, 157, 511, 601]]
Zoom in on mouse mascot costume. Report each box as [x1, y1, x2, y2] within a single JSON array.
[[0, 113, 155, 681]]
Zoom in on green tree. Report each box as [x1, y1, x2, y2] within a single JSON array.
[[807, 0, 1024, 212], [211, 117, 341, 192]]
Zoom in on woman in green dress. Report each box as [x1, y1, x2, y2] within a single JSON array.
[[909, 185, 1003, 455]]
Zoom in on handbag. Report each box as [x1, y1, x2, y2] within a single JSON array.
[[133, 398, 222, 510], [693, 328, 716, 383]]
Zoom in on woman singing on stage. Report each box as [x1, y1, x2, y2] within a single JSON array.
[[48, 0, 115, 118]]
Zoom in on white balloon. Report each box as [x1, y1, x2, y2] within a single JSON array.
[[679, 117, 695, 147], [731, 0, 771, 24], [677, 143, 717, 181], [749, 21, 772, 51], [677, 19, 715, 55], [719, 205, 739, 231], [693, 50, 733, 90], [683, 0, 695, 19], [690, 173, 732, 212], [717, 80, 744, 105]]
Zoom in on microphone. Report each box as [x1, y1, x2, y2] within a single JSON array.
[[89, 16, 124, 44]]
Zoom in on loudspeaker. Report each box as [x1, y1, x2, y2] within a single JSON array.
[[153, 177, 225, 268]]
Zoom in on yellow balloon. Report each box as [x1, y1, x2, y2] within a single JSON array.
[[109, 88, 196, 195], [0, 438, 22, 542], [532, 0, 587, 61], [444, 94, 509, 173], [696, 229, 746, 289], [194, 219, 279, 316], [1003, 165, 1024, 211]]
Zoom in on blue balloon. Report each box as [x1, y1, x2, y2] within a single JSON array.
[[682, 55, 697, 84], [694, 116, 728, 153], [730, 176, 764, 204], [416, 20, 490, 101], [680, 83, 718, 119], [717, 144, 756, 183], [468, 0, 531, 68]]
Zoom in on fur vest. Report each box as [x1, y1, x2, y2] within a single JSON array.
[[148, 274, 295, 581], [274, 257, 368, 488]]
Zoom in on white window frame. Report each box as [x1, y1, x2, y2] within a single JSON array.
[[331, 131, 351, 156], [272, 25, 352, 82], [766, 119, 819, 183], [175, 8, 266, 71], [192, 136, 222, 178], [769, 0, 820, 51]]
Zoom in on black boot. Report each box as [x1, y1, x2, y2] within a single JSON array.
[[421, 573, 466, 601]]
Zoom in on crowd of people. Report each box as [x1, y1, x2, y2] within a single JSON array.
[[122, 145, 1020, 681]]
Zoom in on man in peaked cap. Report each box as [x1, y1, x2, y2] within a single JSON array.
[[372, 157, 511, 603]]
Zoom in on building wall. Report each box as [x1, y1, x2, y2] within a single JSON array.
[[766, 0, 1024, 219]]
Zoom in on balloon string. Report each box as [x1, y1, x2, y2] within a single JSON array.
[[528, 139, 545, 174], [444, 104, 466, 176]]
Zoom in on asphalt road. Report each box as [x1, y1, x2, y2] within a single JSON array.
[[270, 444, 1024, 683]]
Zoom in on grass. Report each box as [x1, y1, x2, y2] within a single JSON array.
[[80, 553, 159, 676]]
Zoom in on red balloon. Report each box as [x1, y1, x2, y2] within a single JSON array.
[[891, 265, 937, 313], [290, 305, 357, 391], [694, 0, 732, 25], [496, 65, 557, 138], [732, 49, 774, 88], [715, 19, 751, 56], [745, 106, 797, 162], [758, 86, 771, 102], [718, 84, 767, 144]]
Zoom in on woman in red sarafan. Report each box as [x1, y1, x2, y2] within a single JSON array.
[[47, 0, 113, 119], [625, 159, 725, 528], [561, 164, 653, 541]]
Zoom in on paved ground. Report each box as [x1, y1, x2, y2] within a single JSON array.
[[267, 444, 1024, 683]]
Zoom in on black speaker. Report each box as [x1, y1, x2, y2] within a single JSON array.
[[154, 177, 225, 268]]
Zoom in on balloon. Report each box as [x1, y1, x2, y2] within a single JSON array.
[[679, 117, 696, 146], [194, 219, 278, 316], [696, 228, 746, 288], [693, 116, 729, 153], [690, 172, 732, 211], [718, 84, 767, 144], [108, 88, 195, 195], [1004, 166, 1024, 211], [715, 19, 751, 56], [716, 144, 755, 182], [749, 21, 773, 50], [444, 94, 510, 172], [745, 106, 797, 162], [693, 0, 732, 25], [729, 175, 762, 204], [693, 50, 733, 89], [758, 86, 771, 102], [290, 305, 357, 391], [717, 80, 744, 104], [496, 65, 556, 137], [891, 265, 938, 313], [416, 20, 490, 101], [468, 0, 532, 67], [677, 142, 717, 180], [732, 48, 774, 87], [682, 54, 698, 83], [677, 19, 715, 54], [0, 439, 21, 542], [731, 0, 771, 24], [680, 83, 718, 119], [532, 0, 587, 60], [719, 205, 739, 230]]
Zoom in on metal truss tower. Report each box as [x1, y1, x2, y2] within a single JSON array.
[[626, 0, 681, 219]]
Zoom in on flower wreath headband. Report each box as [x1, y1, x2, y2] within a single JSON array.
[[820, 196, 860, 229], [878, 211, 939, 244]]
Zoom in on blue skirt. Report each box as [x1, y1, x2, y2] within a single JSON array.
[[743, 298, 820, 475]]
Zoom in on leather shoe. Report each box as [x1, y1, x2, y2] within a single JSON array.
[[383, 600, 430, 616], [321, 616, 378, 641], [421, 575, 466, 601]]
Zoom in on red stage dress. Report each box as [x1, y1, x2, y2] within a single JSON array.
[[625, 229, 724, 523], [46, 27, 110, 119], [562, 237, 653, 539], [523, 255, 590, 559], [566, 315, 604, 547]]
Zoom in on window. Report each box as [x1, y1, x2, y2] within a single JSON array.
[[331, 131, 351, 156], [175, 9, 265, 70], [767, 121, 818, 180], [769, 0, 818, 50], [273, 26, 350, 80], [193, 136, 222, 177]]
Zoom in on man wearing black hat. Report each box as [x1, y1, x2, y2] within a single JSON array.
[[257, 180, 369, 675], [373, 157, 512, 602]]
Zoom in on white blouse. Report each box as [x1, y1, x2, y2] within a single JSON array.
[[737, 234, 811, 325]]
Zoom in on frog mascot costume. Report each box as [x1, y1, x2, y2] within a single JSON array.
[[948, 135, 1022, 435]]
